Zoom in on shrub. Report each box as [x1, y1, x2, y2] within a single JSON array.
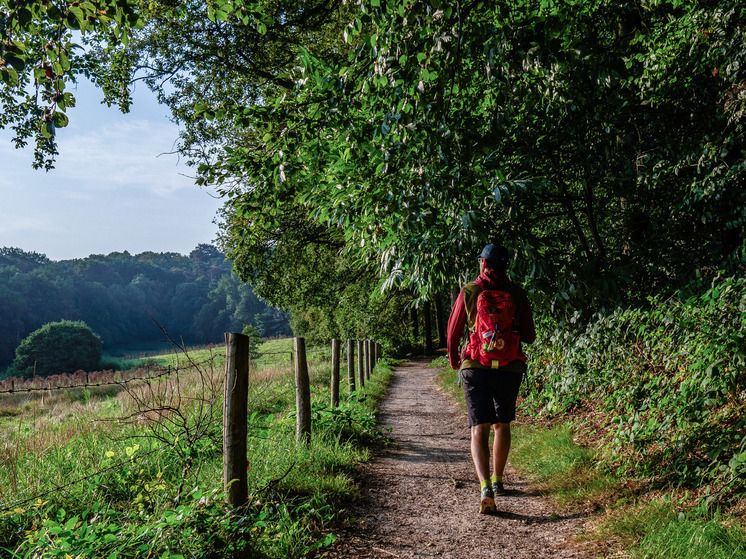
[[9, 320, 103, 378], [524, 274, 746, 503]]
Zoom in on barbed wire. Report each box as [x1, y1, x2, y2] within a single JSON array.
[[0, 340, 382, 517], [0, 355, 219, 396]]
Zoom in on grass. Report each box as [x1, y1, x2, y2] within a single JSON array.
[[101, 344, 225, 371], [593, 500, 746, 558], [431, 356, 746, 559], [0, 338, 394, 558]]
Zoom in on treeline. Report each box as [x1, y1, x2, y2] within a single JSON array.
[[0, 244, 290, 373]]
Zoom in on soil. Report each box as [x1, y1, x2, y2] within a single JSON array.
[[325, 359, 592, 559]]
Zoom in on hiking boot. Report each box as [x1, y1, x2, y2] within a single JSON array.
[[492, 480, 506, 496], [479, 486, 497, 514]]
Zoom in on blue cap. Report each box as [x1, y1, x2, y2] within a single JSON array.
[[478, 244, 509, 269]]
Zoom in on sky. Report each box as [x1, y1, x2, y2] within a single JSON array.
[[0, 79, 225, 262]]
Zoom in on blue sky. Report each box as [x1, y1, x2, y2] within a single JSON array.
[[0, 79, 224, 262]]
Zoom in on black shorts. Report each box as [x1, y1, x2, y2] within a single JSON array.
[[461, 367, 524, 427]]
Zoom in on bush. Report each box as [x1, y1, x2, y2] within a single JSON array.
[[524, 274, 746, 503], [9, 320, 103, 378]]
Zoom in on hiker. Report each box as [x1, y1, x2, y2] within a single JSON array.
[[446, 243, 536, 514]]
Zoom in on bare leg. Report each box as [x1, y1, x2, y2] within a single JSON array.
[[493, 422, 511, 477], [470, 423, 492, 482]]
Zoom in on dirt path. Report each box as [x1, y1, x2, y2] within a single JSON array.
[[325, 359, 591, 559]]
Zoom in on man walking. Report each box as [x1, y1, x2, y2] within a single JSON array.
[[447, 243, 536, 514]]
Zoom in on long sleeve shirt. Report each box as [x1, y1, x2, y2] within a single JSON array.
[[447, 269, 536, 371]]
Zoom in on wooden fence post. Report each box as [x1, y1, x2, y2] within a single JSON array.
[[367, 340, 373, 379], [411, 307, 419, 341], [331, 339, 340, 408], [435, 294, 446, 349], [357, 339, 365, 388], [347, 339, 356, 393], [294, 337, 312, 444], [223, 332, 250, 507]]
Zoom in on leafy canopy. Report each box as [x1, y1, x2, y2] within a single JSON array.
[[196, 0, 746, 314], [0, 0, 145, 169], [3, 0, 745, 324]]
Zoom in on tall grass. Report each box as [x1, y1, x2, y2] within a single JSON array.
[[0, 339, 393, 557]]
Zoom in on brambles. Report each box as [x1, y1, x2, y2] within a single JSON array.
[[524, 274, 746, 505]]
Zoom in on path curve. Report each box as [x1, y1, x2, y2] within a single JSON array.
[[325, 359, 590, 558]]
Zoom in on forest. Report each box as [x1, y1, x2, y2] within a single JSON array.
[[0, 244, 291, 376], [1, 0, 745, 557]]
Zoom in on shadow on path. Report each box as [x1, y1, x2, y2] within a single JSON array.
[[325, 359, 591, 559]]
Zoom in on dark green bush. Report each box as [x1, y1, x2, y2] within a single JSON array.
[[9, 320, 103, 378], [524, 274, 746, 503]]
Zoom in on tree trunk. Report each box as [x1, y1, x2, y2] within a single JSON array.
[[423, 301, 433, 355]]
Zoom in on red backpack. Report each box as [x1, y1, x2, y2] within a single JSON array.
[[465, 288, 520, 368]]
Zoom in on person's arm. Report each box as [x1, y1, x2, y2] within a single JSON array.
[[447, 291, 467, 369], [519, 296, 536, 344]]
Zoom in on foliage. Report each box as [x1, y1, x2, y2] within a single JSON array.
[[6, 487, 256, 558], [1, 340, 393, 558], [191, 0, 745, 316], [4, 0, 746, 341], [0, 0, 146, 169], [241, 323, 264, 355], [0, 245, 289, 374], [9, 320, 102, 377], [523, 274, 746, 504]]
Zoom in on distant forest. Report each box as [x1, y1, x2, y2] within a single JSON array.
[[0, 244, 291, 372]]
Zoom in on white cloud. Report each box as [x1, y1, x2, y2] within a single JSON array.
[[0, 81, 224, 260], [54, 118, 193, 198]]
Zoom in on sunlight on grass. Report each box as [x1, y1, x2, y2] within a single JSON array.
[[594, 501, 746, 559], [0, 338, 394, 557]]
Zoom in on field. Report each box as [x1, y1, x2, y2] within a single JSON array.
[[0, 338, 393, 558]]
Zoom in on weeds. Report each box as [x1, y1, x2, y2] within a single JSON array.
[[0, 339, 393, 558]]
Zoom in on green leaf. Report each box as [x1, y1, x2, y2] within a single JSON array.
[[68, 6, 85, 27], [40, 121, 55, 138], [51, 111, 69, 128], [1, 67, 19, 86]]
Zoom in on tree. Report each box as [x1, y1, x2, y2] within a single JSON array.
[[9, 320, 103, 378], [195, 0, 745, 317], [6, 0, 745, 341], [0, 0, 146, 169], [0, 246, 289, 371]]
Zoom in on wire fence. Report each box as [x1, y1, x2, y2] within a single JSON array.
[[0, 339, 377, 516], [0, 348, 292, 515], [0, 355, 220, 396], [0, 347, 324, 397]]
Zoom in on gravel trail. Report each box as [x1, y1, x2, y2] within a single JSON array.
[[325, 359, 591, 559]]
